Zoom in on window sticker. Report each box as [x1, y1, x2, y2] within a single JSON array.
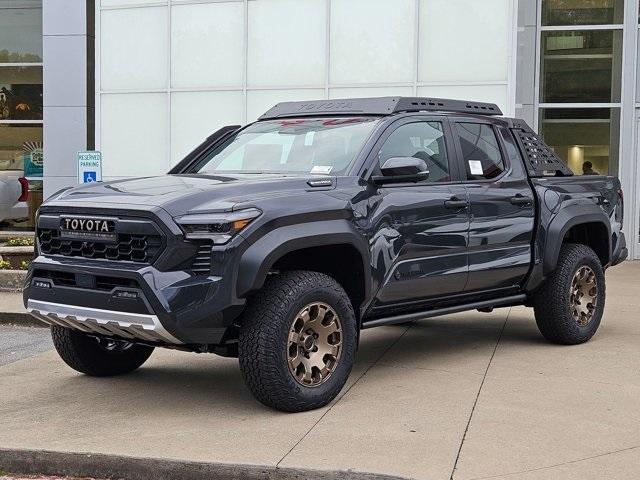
[[311, 165, 333, 174], [468, 160, 484, 176]]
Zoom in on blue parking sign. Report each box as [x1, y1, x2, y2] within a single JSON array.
[[77, 151, 102, 184]]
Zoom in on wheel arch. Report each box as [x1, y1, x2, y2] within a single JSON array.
[[544, 205, 612, 275], [236, 220, 371, 316]]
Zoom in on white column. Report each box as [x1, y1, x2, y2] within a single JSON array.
[[42, 0, 93, 198]]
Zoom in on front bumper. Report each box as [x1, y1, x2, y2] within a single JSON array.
[[24, 254, 246, 346]]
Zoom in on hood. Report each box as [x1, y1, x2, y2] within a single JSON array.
[[46, 174, 335, 217]]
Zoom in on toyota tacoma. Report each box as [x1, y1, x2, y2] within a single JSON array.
[[24, 97, 627, 412]]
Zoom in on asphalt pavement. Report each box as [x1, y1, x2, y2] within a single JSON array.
[[0, 325, 51, 367]]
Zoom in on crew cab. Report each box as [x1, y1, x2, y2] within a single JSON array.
[[24, 97, 627, 412]]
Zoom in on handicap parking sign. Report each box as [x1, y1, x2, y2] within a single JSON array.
[[77, 151, 102, 184]]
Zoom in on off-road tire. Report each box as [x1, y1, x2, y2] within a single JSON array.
[[51, 326, 154, 376], [238, 271, 357, 412], [533, 243, 605, 345]]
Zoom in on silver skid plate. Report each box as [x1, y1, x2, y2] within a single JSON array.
[[27, 300, 182, 344]]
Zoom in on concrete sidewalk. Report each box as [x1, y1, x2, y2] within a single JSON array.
[[1, 262, 639, 479]]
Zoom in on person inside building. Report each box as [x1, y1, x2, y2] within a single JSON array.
[[582, 161, 599, 176]]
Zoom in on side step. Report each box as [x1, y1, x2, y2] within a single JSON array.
[[361, 294, 526, 329]]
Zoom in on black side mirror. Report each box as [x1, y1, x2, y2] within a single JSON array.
[[372, 157, 430, 185]]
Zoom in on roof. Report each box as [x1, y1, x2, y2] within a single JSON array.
[[258, 97, 503, 120]]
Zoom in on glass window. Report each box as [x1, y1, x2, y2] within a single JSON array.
[[193, 117, 380, 175], [540, 30, 622, 103], [539, 108, 619, 176], [171, 91, 244, 165], [0, 1, 43, 230], [541, 30, 623, 103], [377, 122, 451, 183], [0, 66, 42, 121], [0, 124, 42, 229], [542, 0, 624, 26], [171, 3, 244, 89], [248, 0, 326, 87], [418, 0, 509, 83], [101, 93, 168, 177], [101, 7, 168, 91], [0, 3, 42, 62], [330, 0, 415, 84], [455, 123, 505, 180]]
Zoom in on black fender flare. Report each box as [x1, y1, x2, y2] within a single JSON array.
[[543, 204, 611, 275], [236, 219, 371, 303]]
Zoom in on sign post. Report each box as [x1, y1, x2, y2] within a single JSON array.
[[77, 151, 102, 184]]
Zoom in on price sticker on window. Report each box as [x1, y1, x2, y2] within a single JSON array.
[[468, 160, 483, 176]]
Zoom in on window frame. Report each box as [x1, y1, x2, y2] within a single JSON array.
[[362, 115, 464, 188], [449, 118, 512, 184]]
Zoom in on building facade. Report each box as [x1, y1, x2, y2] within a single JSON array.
[[0, 0, 638, 260]]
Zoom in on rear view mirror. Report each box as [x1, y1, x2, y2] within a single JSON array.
[[372, 157, 429, 185]]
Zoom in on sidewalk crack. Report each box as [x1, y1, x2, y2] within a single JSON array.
[[275, 324, 412, 468], [467, 444, 640, 480], [449, 308, 511, 480]]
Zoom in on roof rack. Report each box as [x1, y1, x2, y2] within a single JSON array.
[[258, 96, 503, 120]]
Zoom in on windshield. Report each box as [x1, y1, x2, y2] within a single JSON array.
[[192, 117, 380, 175]]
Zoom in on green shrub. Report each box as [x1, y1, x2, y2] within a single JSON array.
[[20, 260, 31, 270], [0, 260, 11, 270], [6, 237, 35, 247]]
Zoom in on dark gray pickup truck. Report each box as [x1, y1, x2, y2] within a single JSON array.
[[24, 97, 627, 411]]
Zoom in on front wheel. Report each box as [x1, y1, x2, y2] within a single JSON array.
[[51, 326, 154, 376], [533, 243, 605, 345], [239, 271, 357, 412]]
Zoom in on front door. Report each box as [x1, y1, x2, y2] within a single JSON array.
[[367, 118, 470, 313]]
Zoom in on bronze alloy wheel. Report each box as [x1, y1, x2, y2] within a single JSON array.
[[287, 302, 342, 387], [570, 265, 598, 327]]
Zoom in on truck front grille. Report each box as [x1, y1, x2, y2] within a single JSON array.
[[38, 228, 163, 263]]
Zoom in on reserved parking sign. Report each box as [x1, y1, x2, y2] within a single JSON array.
[[77, 151, 102, 184]]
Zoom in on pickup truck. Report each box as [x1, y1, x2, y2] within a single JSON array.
[[24, 97, 627, 412]]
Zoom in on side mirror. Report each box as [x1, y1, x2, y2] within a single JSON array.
[[372, 157, 429, 185]]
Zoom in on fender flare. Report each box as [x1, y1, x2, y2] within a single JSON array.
[[236, 219, 371, 302], [543, 204, 611, 275]]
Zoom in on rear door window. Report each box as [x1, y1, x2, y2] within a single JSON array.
[[454, 123, 505, 180]]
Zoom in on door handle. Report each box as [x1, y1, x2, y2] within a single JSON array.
[[509, 194, 533, 206], [444, 197, 469, 209]]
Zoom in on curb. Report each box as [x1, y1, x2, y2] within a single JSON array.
[[0, 448, 410, 480], [0, 270, 26, 291]]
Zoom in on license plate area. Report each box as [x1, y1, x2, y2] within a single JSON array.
[[59, 217, 117, 243]]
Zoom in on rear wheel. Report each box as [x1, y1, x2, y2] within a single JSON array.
[[238, 271, 357, 412], [533, 243, 605, 345], [51, 326, 154, 376]]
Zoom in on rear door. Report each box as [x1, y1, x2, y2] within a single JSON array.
[[367, 117, 470, 311], [450, 120, 535, 292]]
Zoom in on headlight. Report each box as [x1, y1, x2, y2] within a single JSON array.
[[175, 208, 261, 244]]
